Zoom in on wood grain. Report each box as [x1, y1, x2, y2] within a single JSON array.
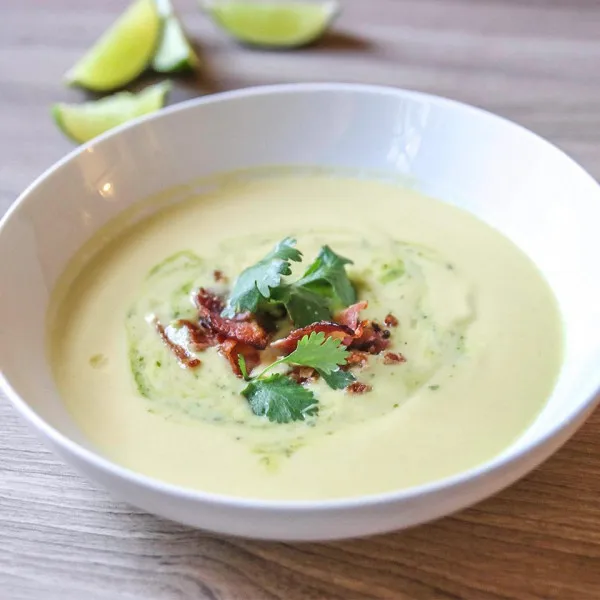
[[1, 1, 600, 598]]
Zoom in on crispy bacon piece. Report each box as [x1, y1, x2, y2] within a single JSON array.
[[194, 287, 225, 315], [335, 300, 368, 330], [335, 301, 375, 345], [270, 321, 354, 355], [346, 381, 372, 394], [384, 313, 399, 327], [345, 350, 369, 368], [288, 366, 320, 384], [200, 313, 270, 350], [149, 316, 201, 369], [336, 301, 387, 370], [219, 339, 261, 378], [349, 321, 391, 355], [195, 287, 270, 350], [383, 352, 406, 365], [174, 319, 221, 351]]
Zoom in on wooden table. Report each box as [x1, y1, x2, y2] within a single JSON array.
[[2, 1, 600, 598]]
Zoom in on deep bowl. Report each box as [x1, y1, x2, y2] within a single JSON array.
[[1, 83, 600, 541]]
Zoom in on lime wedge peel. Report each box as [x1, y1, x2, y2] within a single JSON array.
[[202, 0, 340, 48], [153, 0, 201, 72], [65, 0, 161, 92], [52, 81, 172, 144]]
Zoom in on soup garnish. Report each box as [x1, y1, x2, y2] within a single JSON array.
[[149, 237, 397, 423]]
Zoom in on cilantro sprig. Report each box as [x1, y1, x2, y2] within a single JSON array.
[[222, 237, 302, 317], [274, 246, 357, 326], [254, 331, 349, 379], [294, 245, 357, 307], [240, 332, 355, 423], [223, 238, 356, 326], [242, 375, 318, 424]]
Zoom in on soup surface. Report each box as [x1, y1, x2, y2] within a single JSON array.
[[48, 171, 562, 500]]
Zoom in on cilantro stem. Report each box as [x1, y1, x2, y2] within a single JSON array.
[[237, 355, 250, 381], [251, 357, 288, 381]]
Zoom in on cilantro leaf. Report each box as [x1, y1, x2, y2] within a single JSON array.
[[252, 332, 349, 381], [223, 237, 302, 316], [271, 284, 331, 327], [242, 374, 318, 423], [318, 368, 355, 390], [283, 332, 349, 374], [294, 245, 357, 308]]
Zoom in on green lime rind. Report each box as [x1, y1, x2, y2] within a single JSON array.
[[64, 0, 161, 92], [202, 0, 340, 48], [153, 0, 200, 72], [52, 81, 172, 144]]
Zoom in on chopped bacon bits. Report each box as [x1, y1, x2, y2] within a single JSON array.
[[219, 339, 261, 378], [349, 321, 390, 355], [346, 381, 372, 394], [384, 313, 399, 327], [334, 302, 392, 356], [345, 350, 369, 368], [151, 287, 275, 376], [150, 316, 201, 369], [194, 287, 225, 315], [195, 287, 270, 349], [213, 269, 228, 283], [172, 319, 219, 351], [383, 352, 406, 365], [271, 321, 354, 355], [200, 312, 270, 349], [288, 366, 319, 384], [335, 300, 368, 330]]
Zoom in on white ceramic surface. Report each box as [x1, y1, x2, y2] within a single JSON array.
[[1, 83, 600, 541]]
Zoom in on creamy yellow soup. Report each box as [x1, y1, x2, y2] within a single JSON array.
[[48, 171, 562, 500]]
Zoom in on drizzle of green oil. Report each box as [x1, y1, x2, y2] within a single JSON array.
[[378, 258, 405, 284], [146, 250, 203, 279]]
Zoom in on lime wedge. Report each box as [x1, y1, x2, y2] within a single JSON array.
[[65, 0, 161, 92], [203, 0, 339, 48], [153, 0, 200, 72], [52, 82, 171, 143]]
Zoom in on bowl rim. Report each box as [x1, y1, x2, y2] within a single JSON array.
[[2, 81, 600, 511]]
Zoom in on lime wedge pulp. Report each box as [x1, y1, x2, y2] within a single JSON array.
[[153, 0, 200, 72], [53, 82, 172, 143], [203, 0, 339, 48], [65, 0, 161, 92]]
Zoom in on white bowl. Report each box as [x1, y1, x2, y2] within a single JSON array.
[[2, 83, 600, 541]]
